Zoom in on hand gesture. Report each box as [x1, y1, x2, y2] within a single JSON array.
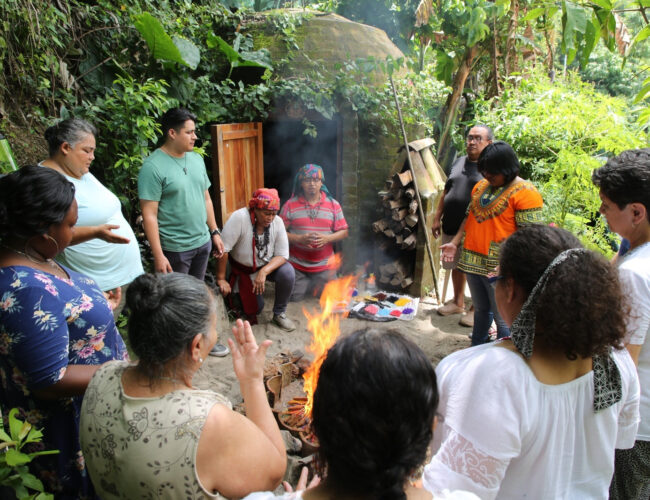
[[97, 224, 130, 244], [431, 219, 441, 239], [154, 254, 173, 273], [309, 233, 328, 248], [440, 242, 457, 263], [103, 286, 122, 311], [282, 466, 321, 493], [228, 319, 270, 384], [217, 279, 231, 296], [253, 271, 266, 295]]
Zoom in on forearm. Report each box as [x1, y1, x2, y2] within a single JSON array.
[[450, 217, 467, 246], [239, 379, 286, 460], [286, 232, 303, 244], [328, 229, 348, 243], [70, 226, 101, 245], [259, 256, 286, 276], [205, 194, 219, 233], [33, 364, 100, 400], [217, 253, 229, 280], [142, 214, 165, 259]]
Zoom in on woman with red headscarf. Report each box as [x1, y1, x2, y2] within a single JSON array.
[[217, 189, 296, 331]]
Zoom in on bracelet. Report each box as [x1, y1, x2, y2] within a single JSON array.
[[210, 228, 221, 237]]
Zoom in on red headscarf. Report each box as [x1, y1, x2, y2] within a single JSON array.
[[248, 188, 280, 211]]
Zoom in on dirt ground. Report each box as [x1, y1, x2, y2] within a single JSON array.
[[194, 282, 471, 403]]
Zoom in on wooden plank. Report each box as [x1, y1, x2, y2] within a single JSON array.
[[407, 137, 436, 152], [212, 123, 264, 226]]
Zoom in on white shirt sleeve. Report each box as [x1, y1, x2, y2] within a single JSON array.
[[273, 216, 290, 259], [619, 265, 650, 346]]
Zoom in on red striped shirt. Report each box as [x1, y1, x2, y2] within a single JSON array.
[[279, 192, 348, 272]]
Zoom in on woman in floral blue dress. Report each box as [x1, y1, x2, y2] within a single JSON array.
[[0, 166, 128, 499]]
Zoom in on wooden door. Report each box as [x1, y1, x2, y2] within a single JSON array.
[[210, 122, 264, 226]]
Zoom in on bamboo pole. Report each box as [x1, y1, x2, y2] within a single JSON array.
[[388, 74, 441, 303]]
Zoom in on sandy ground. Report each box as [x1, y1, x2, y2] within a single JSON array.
[[194, 282, 472, 403]]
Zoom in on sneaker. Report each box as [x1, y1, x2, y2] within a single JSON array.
[[272, 313, 296, 332], [437, 302, 464, 316], [209, 343, 230, 357], [459, 310, 474, 327]]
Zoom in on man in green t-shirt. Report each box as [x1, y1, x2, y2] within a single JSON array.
[[138, 107, 228, 355]]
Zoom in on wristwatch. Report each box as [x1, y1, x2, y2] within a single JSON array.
[[210, 228, 221, 237]]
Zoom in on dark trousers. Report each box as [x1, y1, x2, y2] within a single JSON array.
[[163, 240, 211, 280]]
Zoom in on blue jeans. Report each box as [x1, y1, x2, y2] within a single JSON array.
[[465, 272, 510, 346], [256, 261, 295, 315]]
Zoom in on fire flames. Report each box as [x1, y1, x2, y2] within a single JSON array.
[[301, 255, 356, 416]]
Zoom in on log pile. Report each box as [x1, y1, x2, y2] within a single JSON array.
[[372, 169, 419, 289]]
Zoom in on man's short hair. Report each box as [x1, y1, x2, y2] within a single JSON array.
[[592, 148, 650, 217], [469, 124, 494, 141], [160, 108, 197, 140]]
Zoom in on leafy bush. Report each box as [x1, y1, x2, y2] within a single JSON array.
[[471, 70, 645, 254], [0, 408, 59, 500]]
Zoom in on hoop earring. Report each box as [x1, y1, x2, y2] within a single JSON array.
[[44, 234, 60, 255]]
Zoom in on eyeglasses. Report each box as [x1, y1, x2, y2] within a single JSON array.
[[302, 178, 321, 184], [466, 135, 485, 143]]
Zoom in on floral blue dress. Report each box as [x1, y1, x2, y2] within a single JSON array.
[[0, 265, 128, 499]]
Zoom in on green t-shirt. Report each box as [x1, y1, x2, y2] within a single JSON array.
[[138, 148, 211, 252]]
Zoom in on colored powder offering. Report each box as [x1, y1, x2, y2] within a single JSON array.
[[390, 310, 402, 317], [377, 309, 390, 316], [394, 298, 410, 307], [374, 292, 387, 301], [402, 307, 414, 315], [364, 304, 380, 315], [387, 295, 399, 303]]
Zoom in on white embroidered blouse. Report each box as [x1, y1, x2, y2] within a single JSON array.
[[423, 342, 640, 500]]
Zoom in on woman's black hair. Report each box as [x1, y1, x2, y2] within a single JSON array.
[[44, 118, 97, 157], [0, 165, 75, 243], [499, 225, 627, 359], [477, 140, 520, 183], [160, 107, 197, 141], [126, 273, 216, 383], [592, 148, 650, 221], [311, 329, 438, 500]]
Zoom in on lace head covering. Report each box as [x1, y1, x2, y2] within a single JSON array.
[[291, 164, 332, 198], [248, 188, 280, 211], [510, 248, 622, 411]]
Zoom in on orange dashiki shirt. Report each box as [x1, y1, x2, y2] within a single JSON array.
[[458, 178, 544, 276]]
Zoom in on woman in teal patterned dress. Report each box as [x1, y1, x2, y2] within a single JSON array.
[[0, 166, 128, 498]]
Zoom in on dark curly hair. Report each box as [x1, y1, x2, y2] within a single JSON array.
[[592, 148, 650, 221], [477, 140, 520, 184], [0, 165, 75, 242], [499, 225, 626, 359], [126, 273, 216, 383], [311, 329, 438, 500]]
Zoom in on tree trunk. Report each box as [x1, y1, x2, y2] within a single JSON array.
[[436, 44, 480, 164]]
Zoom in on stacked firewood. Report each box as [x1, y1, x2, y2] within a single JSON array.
[[372, 169, 418, 289]]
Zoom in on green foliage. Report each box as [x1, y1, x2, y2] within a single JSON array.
[[0, 408, 59, 499], [75, 76, 176, 216], [133, 12, 201, 69], [473, 70, 644, 254], [207, 33, 272, 77]]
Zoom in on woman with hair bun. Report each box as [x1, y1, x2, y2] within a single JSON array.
[[41, 117, 143, 317], [244, 329, 478, 500], [424, 225, 640, 499], [0, 165, 128, 498], [441, 141, 544, 345], [80, 272, 286, 499]]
